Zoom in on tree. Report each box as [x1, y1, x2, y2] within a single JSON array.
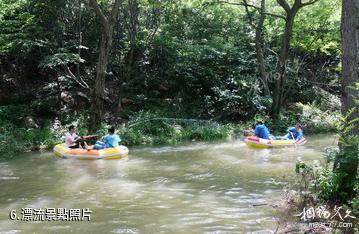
[[331, 0, 359, 201], [88, 0, 123, 132], [115, 0, 140, 116], [270, 0, 319, 118], [243, 0, 269, 96], [341, 0, 359, 133], [216, 0, 285, 96]]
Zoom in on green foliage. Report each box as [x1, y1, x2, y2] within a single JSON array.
[[297, 102, 340, 133], [316, 165, 341, 201], [0, 119, 60, 159], [329, 111, 359, 202], [0, 120, 24, 157], [250, 101, 340, 134], [119, 111, 232, 146], [0, 104, 32, 125], [293, 160, 321, 205], [293, 160, 353, 205], [0, 106, 233, 158], [323, 146, 340, 164], [0, 0, 344, 155], [0, 0, 342, 126], [313, 87, 341, 112], [292, 159, 349, 205], [290, 106, 358, 217], [350, 184, 359, 217], [292, 0, 341, 53], [39, 53, 84, 69], [0, 104, 89, 159]]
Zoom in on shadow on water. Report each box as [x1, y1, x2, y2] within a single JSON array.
[[0, 134, 336, 233]]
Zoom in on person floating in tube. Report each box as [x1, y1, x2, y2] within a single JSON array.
[[254, 120, 271, 140], [93, 126, 121, 150], [65, 125, 88, 149], [281, 123, 304, 141]]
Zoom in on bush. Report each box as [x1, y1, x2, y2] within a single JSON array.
[[0, 106, 90, 159], [287, 109, 359, 231], [0, 119, 60, 159], [296, 103, 340, 133], [118, 111, 232, 146], [253, 102, 340, 134], [0, 105, 32, 126]]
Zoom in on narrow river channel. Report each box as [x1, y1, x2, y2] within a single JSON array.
[[0, 135, 336, 233]]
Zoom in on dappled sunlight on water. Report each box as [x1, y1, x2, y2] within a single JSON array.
[[0, 134, 335, 233]]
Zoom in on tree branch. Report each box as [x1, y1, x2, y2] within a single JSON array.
[[89, 0, 109, 29], [65, 66, 90, 89], [215, 0, 285, 20], [242, 0, 256, 28], [216, 0, 258, 9], [276, 0, 291, 13], [264, 11, 286, 20], [300, 0, 320, 7], [145, 2, 162, 45], [110, 0, 123, 25], [145, 23, 160, 45]]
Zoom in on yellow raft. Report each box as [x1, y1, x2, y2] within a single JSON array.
[[53, 144, 129, 160], [244, 136, 307, 149]]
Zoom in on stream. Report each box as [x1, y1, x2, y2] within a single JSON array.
[[0, 135, 336, 233]]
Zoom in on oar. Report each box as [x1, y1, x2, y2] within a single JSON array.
[[83, 135, 99, 139], [290, 131, 297, 148]]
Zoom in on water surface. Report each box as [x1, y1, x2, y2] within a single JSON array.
[[0, 135, 336, 233]]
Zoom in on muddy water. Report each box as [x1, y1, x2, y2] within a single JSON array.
[[0, 135, 335, 233]]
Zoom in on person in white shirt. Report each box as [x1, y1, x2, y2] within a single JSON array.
[[65, 125, 87, 149]]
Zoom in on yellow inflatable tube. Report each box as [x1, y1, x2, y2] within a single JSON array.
[[53, 144, 129, 160], [244, 136, 307, 148]]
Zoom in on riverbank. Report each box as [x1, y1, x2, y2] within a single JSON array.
[[0, 105, 340, 159]]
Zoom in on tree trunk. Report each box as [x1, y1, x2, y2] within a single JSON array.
[[114, 0, 139, 121], [271, 13, 296, 117], [115, 74, 124, 121], [243, 0, 269, 96], [270, 0, 319, 118], [332, 0, 359, 201], [88, 0, 122, 133], [341, 0, 359, 133], [89, 30, 113, 132], [76, 0, 82, 77], [255, 0, 270, 96]]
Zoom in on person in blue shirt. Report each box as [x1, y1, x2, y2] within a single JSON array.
[[93, 127, 121, 150], [254, 120, 270, 140], [282, 123, 303, 141]]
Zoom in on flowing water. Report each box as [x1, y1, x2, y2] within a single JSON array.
[[0, 135, 336, 234]]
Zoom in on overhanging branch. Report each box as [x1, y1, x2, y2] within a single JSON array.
[[301, 0, 320, 7], [214, 0, 286, 20], [110, 0, 123, 25], [276, 0, 291, 13], [89, 0, 109, 30]]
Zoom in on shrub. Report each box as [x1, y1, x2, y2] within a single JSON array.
[[296, 103, 340, 133], [255, 102, 340, 134], [118, 111, 232, 146]]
